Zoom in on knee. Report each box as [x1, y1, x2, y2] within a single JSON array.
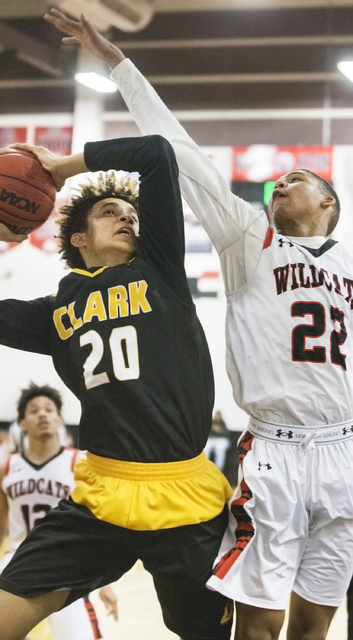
[[235, 619, 281, 640], [288, 623, 329, 640], [235, 630, 279, 640], [235, 608, 284, 640], [294, 635, 327, 640]]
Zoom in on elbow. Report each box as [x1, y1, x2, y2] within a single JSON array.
[[144, 134, 177, 170], [145, 134, 174, 156]]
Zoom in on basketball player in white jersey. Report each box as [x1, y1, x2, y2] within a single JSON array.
[[41, 9, 353, 640], [0, 383, 117, 640]]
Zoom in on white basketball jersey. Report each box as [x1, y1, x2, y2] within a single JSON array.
[[2, 447, 80, 552], [226, 230, 353, 425]]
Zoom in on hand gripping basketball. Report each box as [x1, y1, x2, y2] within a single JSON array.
[[0, 147, 57, 236]]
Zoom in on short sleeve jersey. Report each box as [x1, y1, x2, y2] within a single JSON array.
[[0, 136, 214, 461]]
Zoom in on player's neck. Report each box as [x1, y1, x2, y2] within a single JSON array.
[[276, 222, 327, 238], [83, 247, 134, 268], [24, 437, 61, 465]]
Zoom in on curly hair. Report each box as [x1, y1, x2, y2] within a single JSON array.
[[17, 383, 63, 421], [57, 171, 139, 269]]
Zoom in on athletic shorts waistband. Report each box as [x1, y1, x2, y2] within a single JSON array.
[[86, 450, 208, 480], [71, 451, 232, 529], [248, 416, 353, 445]]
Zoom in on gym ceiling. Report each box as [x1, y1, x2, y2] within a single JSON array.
[[1, 0, 353, 115]]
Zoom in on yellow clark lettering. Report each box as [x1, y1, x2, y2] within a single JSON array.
[[129, 280, 152, 315], [108, 286, 129, 319], [53, 307, 73, 340], [83, 291, 107, 323], [68, 302, 83, 329]]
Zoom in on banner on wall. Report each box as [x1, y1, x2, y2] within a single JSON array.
[[0, 127, 27, 147], [34, 127, 73, 156], [232, 145, 333, 182]]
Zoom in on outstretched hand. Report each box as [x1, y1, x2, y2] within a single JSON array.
[[44, 7, 125, 70], [0, 223, 28, 243]]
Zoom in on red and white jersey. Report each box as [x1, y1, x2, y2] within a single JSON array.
[[223, 230, 353, 425], [113, 58, 353, 426], [2, 447, 81, 552]]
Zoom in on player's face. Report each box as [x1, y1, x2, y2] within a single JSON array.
[[72, 198, 139, 267], [20, 396, 62, 440], [269, 170, 329, 234]]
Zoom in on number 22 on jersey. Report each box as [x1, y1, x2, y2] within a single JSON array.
[[291, 301, 347, 370]]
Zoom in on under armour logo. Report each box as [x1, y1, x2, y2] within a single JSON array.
[[258, 462, 272, 471], [276, 429, 293, 439], [342, 426, 353, 435], [278, 239, 294, 248]]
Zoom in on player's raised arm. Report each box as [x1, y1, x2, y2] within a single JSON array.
[[44, 9, 266, 253]]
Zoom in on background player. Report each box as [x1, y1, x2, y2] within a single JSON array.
[[0, 383, 117, 640], [204, 411, 230, 474], [43, 9, 353, 640], [0, 130, 233, 639]]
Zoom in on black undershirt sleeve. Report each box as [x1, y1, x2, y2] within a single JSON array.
[[84, 135, 190, 301], [0, 295, 53, 354]]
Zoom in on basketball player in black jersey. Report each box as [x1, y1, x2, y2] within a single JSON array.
[[0, 134, 233, 640]]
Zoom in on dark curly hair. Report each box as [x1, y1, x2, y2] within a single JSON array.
[[17, 383, 63, 421], [57, 171, 139, 269]]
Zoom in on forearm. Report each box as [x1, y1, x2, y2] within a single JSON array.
[[84, 134, 184, 233], [54, 153, 88, 182], [0, 297, 52, 355], [84, 134, 174, 178], [111, 59, 245, 253]]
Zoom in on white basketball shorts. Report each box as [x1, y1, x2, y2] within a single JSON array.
[[207, 420, 353, 610]]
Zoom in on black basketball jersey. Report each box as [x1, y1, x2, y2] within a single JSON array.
[[0, 136, 214, 462]]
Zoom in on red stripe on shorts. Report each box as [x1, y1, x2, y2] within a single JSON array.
[[84, 596, 103, 640], [213, 431, 255, 580]]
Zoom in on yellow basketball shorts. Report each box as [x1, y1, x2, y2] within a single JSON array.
[[71, 450, 233, 530]]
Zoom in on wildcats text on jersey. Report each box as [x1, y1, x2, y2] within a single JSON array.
[[5, 478, 70, 500], [273, 263, 352, 304], [53, 279, 152, 340]]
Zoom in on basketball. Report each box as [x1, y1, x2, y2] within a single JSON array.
[[0, 147, 56, 235]]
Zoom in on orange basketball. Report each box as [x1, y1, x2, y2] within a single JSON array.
[[0, 147, 56, 235]]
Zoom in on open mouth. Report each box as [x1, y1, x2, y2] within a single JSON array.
[[116, 227, 135, 237], [272, 191, 287, 201]]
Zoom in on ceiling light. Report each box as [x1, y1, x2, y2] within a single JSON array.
[[337, 61, 353, 83], [74, 72, 118, 93]]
